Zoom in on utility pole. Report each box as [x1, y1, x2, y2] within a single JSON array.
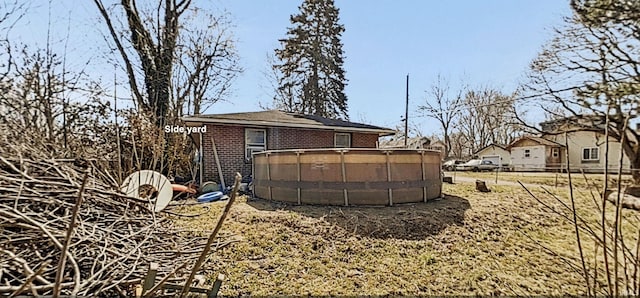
[[404, 74, 409, 148]]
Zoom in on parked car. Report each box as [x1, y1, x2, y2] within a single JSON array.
[[456, 159, 499, 172], [480, 157, 512, 171], [442, 159, 464, 171]]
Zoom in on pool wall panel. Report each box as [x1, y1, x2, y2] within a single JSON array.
[[252, 149, 442, 206]]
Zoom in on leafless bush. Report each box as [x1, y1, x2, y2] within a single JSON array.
[[520, 129, 640, 296]]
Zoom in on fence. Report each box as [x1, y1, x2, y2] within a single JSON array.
[[444, 163, 638, 186]]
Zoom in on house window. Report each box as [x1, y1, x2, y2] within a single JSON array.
[[245, 128, 266, 160], [334, 133, 351, 148], [552, 148, 560, 158], [524, 149, 531, 158], [582, 147, 599, 161]]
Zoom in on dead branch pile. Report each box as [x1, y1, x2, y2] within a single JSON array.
[[0, 138, 210, 296]]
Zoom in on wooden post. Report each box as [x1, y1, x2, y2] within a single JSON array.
[[142, 263, 159, 293], [207, 273, 225, 298], [340, 150, 349, 206], [142, 260, 190, 298], [420, 151, 427, 202], [266, 153, 272, 200], [210, 136, 225, 189], [385, 151, 393, 206], [453, 164, 457, 183]]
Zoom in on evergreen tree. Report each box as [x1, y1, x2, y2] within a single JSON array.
[[274, 0, 348, 120]]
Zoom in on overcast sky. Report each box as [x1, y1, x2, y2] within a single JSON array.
[[11, 0, 572, 137]]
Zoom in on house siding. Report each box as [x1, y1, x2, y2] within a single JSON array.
[[511, 145, 546, 171], [544, 131, 631, 173], [476, 146, 511, 165], [352, 133, 379, 148], [202, 125, 250, 188], [201, 124, 380, 184], [268, 128, 333, 149]]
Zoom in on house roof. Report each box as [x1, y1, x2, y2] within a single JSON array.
[[506, 136, 564, 150], [539, 114, 606, 133], [473, 143, 508, 155], [182, 110, 396, 136]]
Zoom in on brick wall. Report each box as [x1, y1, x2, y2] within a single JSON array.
[[352, 133, 379, 148], [201, 125, 251, 188], [201, 124, 380, 184], [268, 128, 333, 149]]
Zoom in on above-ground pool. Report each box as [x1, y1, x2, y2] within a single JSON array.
[[252, 149, 442, 206]]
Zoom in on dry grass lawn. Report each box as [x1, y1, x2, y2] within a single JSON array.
[[170, 174, 639, 295], [447, 170, 633, 189]]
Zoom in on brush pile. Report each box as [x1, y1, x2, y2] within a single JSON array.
[[0, 131, 210, 296]]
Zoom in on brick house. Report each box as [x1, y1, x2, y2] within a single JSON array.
[[182, 110, 395, 185]]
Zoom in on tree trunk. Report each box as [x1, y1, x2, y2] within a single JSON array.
[[621, 136, 640, 185], [443, 131, 450, 159]]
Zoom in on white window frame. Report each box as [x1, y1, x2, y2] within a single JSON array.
[[582, 147, 599, 161], [552, 147, 560, 158], [245, 128, 266, 161], [334, 132, 351, 148], [524, 149, 531, 158]]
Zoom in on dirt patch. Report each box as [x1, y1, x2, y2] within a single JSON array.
[[246, 195, 469, 240]]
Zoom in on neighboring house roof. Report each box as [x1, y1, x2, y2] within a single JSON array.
[[539, 114, 606, 133], [539, 114, 639, 145], [430, 140, 446, 147], [507, 136, 564, 150], [183, 110, 395, 135], [473, 144, 508, 155], [379, 136, 430, 148]]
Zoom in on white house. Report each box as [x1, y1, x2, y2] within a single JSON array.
[[507, 136, 564, 171], [473, 144, 511, 167], [506, 116, 635, 173], [542, 130, 631, 173]]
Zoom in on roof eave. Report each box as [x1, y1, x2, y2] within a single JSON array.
[[473, 143, 508, 155], [183, 116, 396, 136], [506, 137, 565, 150]]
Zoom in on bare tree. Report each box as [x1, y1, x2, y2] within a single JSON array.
[[0, 0, 27, 79], [173, 9, 241, 116], [260, 52, 301, 112], [522, 3, 640, 295], [418, 74, 464, 158], [456, 87, 521, 154], [524, 12, 640, 184], [93, 0, 241, 124], [0, 48, 109, 153], [448, 130, 467, 159]]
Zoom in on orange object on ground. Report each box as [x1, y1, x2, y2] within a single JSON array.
[[172, 184, 197, 194]]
